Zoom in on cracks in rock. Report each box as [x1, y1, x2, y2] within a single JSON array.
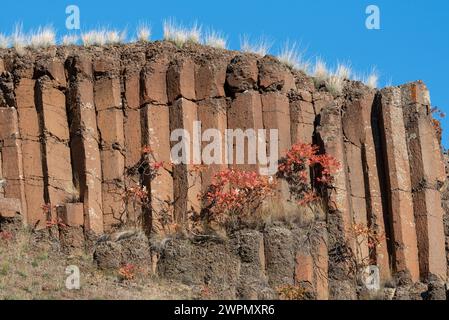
[[34, 79, 50, 205], [371, 92, 395, 269]]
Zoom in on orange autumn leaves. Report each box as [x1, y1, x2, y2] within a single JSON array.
[[124, 143, 341, 226], [203, 143, 340, 224], [203, 169, 276, 223], [277, 143, 340, 206]]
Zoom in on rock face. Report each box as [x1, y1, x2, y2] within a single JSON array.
[[0, 42, 448, 299]]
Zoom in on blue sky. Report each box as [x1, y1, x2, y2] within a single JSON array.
[[1, 0, 448, 145]]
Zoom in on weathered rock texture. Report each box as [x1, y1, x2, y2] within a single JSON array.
[[0, 43, 447, 299]]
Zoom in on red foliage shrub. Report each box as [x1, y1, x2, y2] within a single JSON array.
[[118, 264, 136, 281], [140, 145, 166, 181], [123, 183, 150, 207], [202, 169, 276, 224], [277, 143, 340, 206], [41, 203, 52, 217], [123, 145, 166, 215], [41, 203, 67, 228]]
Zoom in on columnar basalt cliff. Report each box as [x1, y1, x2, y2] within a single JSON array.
[[0, 42, 447, 300]]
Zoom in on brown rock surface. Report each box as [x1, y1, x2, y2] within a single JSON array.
[[379, 87, 419, 282], [0, 44, 447, 300]]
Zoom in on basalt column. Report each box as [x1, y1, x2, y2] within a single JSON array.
[[259, 56, 296, 213], [168, 57, 201, 227], [67, 55, 104, 234], [226, 55, 264, 174], [342, 85, 391, 281], [401, 82, 447, 283], [140, 51, 174, 234], [122, 46, 146, 224], [316, 98, 356, 299], [195, 53, 230, 197], [94, 55, 125, 231], [36, 66, 74, 216], [378, 87, 420, 282], [14, 60, 46, 227]]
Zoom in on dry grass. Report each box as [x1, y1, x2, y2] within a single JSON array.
[[80, 30, 104, 46], [313, 61, 351, 95], [106, 30, 127, 44], [136, 23, 151, 42], [0, 34, 8, 49], [277, 41, 310, 72], [0, 225, 193, 300], [240, 35, 271, 56], [81, 28, 126, 46], [325, 75, 345, 96], [0, 21, 384, 91], [365, 70, 379, 89], [204, 30, 227, 49], [352, 68, 379, 89], [313, 58, 329, 86], [10, 23, 27, 55], [163, 19, 201, 47], [335, 63, 352, 79], [261, 197, 325, 227], [29, 26, 56, 48], [61, 34, 79, 46]]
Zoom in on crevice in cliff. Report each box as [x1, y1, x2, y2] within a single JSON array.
[[361, 143, 377, 265], [65, 57, 87, 205], [63, 59, 81, 207], [34, 79, 50, 213], [372, 92, 395, 273]]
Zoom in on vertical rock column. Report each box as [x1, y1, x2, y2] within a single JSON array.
[[342, 95, 369, 264], [67, 55, 103, 234], [442, 155, 449, 279], [36, 65, 74, 212], [141, 53, 175, 233], [359, 90, 391, 281], [342, 87, 391, 281], [288, 83, 316, 213], [195, 55, 229, 194], [226, 55, 263, 174], [168, 57, 201, 226], [0, 107, 27, 220], [94, 57, 125, 231], [289, 89, 315, 145], [258, 57, 295, 165], [143, 104, 173, 234], [14, 72, 46, 227], [401, 82, 447, 282], [122, 47, 145, 223], [261, 92, 292, 208], [314, 228, 329, 300], [259, 57, 296, 212], [378, 87, 419, 282], [316, 99, 355, 299], [227, 91, 264, 173], [316, 101, 353, 242]]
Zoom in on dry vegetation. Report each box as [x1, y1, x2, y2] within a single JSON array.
[[240, 35, 272, 56], [0, 225, 194, 300], [0, 20, 382, 89]]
